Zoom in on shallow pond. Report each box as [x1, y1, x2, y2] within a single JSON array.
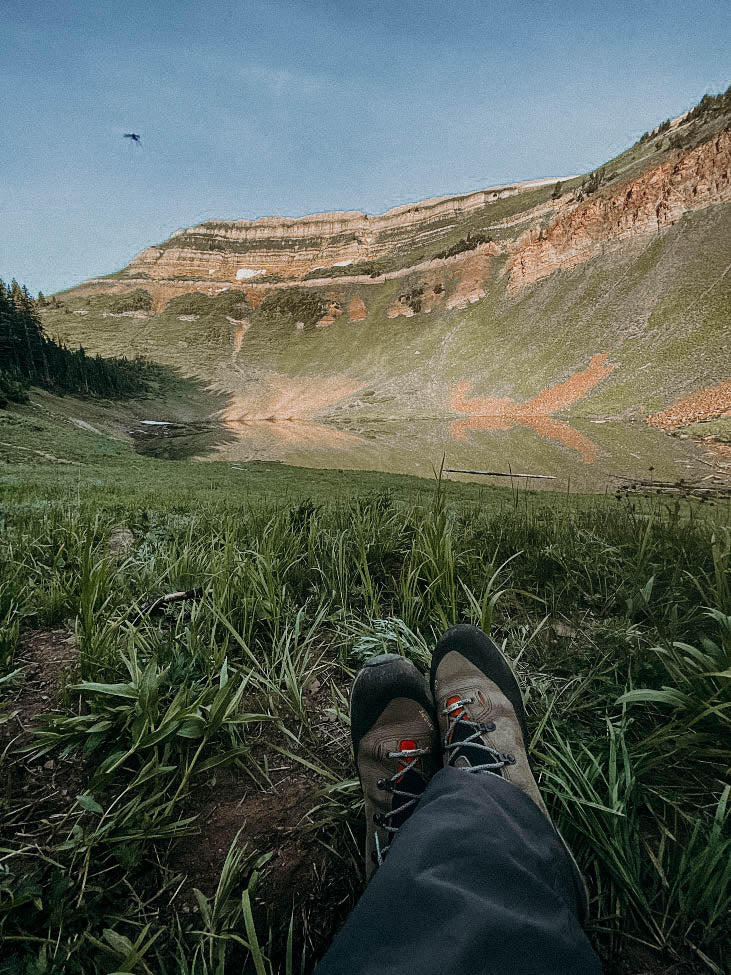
[[131, 413, 722, 493]]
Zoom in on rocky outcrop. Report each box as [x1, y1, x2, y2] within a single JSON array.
[[124, 177, 558, 283], [316, 300, 344, 328], [445, 250, 496, 310], [347, 296, 367, 323], [509, 129, 731, 291], [68, 125, 729, 327]]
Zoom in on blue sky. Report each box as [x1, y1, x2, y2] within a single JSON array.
[[1, 0, 728, 295]]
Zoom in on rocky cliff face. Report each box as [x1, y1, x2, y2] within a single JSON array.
[[63, 96, 730, 369], [123, 179, 557, 284], [508, 129, 731, 291], [80, 124, 731, 318]]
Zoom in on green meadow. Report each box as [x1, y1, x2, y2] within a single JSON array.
[[1, 410, 729, 973]]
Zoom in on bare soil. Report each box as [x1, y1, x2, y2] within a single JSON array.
[[0, 627, 85, 849]]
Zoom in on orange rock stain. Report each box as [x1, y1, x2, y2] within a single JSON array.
[[448, 353, 617, 463], [647, 379, 731, 431], [348, 296, 367, 322]]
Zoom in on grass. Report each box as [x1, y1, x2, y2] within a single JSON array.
[[0, 450, 729, 973]]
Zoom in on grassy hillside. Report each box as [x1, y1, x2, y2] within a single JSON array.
[[44, 91, 730, 455], [45, 204, 731, 423]]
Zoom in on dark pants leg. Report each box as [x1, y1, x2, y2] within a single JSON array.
[[317, 767, 601, 975]]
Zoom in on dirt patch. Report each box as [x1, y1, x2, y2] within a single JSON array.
[[610, 942, 704, 975], [221, 374, 363, 425], [648, 379, 731, 431], [7, 627, 78, 728], [171, 772, 311, 898], [1, 628, 85, 849], [170, 769, 356, 910], [230, 318, 251, 360], [448, 354, 616, 462], [171, 736, 359, 959]]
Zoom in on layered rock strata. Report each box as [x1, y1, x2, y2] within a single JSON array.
[[124, 178, 558, 283]]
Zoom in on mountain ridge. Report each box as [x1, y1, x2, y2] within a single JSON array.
[[47, 89, 730, 463]]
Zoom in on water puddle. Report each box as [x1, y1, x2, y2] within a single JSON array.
[[131, 413, 722, 492]]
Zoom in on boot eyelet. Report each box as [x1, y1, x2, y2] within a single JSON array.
[[376, 778, 386, 790], [506, 753, 516, 765]]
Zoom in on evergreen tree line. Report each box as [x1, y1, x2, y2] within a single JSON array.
[[0, 280, 160, 406]]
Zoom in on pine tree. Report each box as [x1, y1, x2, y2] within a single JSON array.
[[0, 278, 164, 402]]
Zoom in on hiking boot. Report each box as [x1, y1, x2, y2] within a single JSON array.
[[430, 624, 548, 812], [430, 624, 589, 918], [350, 653, 439, 879]]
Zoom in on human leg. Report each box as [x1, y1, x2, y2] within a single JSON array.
[[317, 767, 600, 975]]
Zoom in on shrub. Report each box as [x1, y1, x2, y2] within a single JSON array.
[[686, 85, 731, 123], [166, 290, 248, 318], [303, 260, 385, 281], [257, 288, 327, 329], [0, 372, 30, 407], [434, 233, 492, 261], [110, 290, 152, 313], [398, 286, 424, 313], [577, 168, 605, 199]]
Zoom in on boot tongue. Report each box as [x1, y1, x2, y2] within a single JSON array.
[[446, 696, 501, 773], [390, 739, 425, 828]]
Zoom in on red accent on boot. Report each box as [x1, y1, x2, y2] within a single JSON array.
[[446, 695, 467, 743], [395, 739, 418, 781]]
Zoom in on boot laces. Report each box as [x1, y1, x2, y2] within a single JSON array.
[[443, 696, 516, 774], [373, 741, 429, 867]]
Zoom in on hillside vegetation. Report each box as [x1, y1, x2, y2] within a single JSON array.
[[0, 281, 167, 406]]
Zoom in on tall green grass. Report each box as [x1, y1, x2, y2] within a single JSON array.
[[0, 486, 728, 973]]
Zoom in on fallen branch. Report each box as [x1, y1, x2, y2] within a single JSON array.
[[445, 468, 556, 480]]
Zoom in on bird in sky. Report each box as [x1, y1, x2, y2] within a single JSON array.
[[123, 133, 142, 146]]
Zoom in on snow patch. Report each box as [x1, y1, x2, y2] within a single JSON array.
[[333, 260, 353, 267], [236, 268, 265, 280]]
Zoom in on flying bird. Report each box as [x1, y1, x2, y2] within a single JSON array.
[[123, 133, 142, 146]]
